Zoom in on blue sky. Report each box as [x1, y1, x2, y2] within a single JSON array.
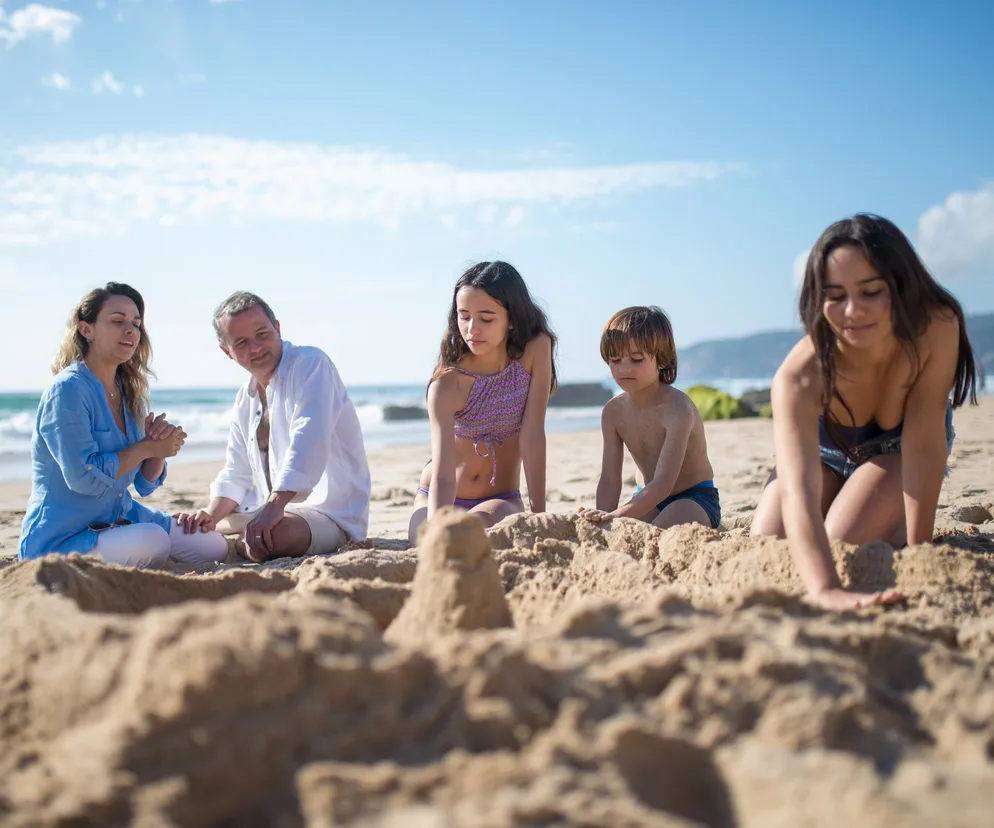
[[1, 0, 992, 390]]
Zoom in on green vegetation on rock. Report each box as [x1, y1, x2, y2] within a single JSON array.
[[686, 385, 750, 420]]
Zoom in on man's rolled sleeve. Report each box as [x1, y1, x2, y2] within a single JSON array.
[[41, 391, 119, 496]]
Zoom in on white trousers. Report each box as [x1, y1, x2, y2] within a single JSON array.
[[86, 521, 228, 568]]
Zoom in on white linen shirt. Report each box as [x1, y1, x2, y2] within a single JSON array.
[[209, 341, 371, 541]]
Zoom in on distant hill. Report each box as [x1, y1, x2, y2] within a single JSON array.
[[679, 312, 994, 381]]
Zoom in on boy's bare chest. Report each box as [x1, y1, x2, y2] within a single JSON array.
[[616, 410, 667, 461]]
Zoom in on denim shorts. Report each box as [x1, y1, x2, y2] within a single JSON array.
[[819, 403, 956, 480]]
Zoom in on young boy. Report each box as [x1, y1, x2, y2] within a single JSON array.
[[579, 306, 721, 529]]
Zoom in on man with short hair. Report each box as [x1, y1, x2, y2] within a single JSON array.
[[174, 291, 370, 561]]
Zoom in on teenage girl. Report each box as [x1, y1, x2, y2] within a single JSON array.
[[751, 214, 980, 610], [408, 261, 557, 544]]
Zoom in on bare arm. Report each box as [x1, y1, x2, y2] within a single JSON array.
[[594, 404, 624, 511], [206, 496, 239, 523], [773, 354, 902, 611], [426, 375, 460, 519], [612, 405, 693, 520], [902, 315, 960, 546], [771, 364, 840, 594], [519, 334, 553, 513]]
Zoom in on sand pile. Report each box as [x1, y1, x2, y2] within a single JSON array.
[[0, 510, 992, 826], [386, 507, 510, 643]]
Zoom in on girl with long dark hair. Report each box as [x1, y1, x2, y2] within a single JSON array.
[[751, 214, 980, 610], [408, 261, 557, 544]]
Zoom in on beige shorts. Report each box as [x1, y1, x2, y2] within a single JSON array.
[[216, 506, 348, 556]]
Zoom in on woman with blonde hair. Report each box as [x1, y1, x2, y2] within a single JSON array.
[[18, 282, 228, 566]]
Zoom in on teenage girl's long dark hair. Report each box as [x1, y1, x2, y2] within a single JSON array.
[[799, 213, 980, 454], [431, 261, 558, 393]]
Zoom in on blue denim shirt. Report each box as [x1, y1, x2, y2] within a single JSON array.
[[18, 362, 171, 560]]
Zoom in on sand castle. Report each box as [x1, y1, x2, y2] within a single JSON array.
[[1, 503, 992, 826]]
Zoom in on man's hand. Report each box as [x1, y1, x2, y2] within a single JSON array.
[[244, 500, 285, 561], [173, 509, 217, 535], [578, 506, 614, 523]]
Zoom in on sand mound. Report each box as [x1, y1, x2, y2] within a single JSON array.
[[387, 508, 510, 643], [0, 552, 294, 613], [0, 511, 992, 826]]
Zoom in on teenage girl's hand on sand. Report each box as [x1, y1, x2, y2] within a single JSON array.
[[578, 506, 613, 523], [809, 587, 905, 611]]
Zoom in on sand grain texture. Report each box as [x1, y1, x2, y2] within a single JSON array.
[[0, 405, 992, 825]]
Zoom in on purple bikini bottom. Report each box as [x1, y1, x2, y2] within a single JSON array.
[[417, 486, 521, 510]]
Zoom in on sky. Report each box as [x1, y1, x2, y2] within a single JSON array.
[[1, 0, 993, 391]]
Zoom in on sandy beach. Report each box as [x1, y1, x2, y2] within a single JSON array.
[[1, 402, 992, 826]]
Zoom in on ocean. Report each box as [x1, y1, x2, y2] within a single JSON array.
[[0, 377, 784, 482], [6, 374, 989, 483]]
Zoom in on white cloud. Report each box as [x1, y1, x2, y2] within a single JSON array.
[[0, 134, 745, 246], [506, 205, 526, 226], [132, 84, 144, 98], [208, 0, 239, 4], [0, 3, 81, 46], [91, 71, 125, 94], [792, 248, 809, 287], [41, 71, 71, 91], [96, 1, 107, 8], [917, 181, 994, 276], [439, 213, 457, 229], [565, 219, 619, 234], [114, 10, 123, 22]]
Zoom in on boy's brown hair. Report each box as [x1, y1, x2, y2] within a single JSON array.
[[600, 305, 677, 384]]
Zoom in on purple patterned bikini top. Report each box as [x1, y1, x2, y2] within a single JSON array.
[[451, 359, 532, 486]]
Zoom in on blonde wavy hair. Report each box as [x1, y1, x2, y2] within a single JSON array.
[[53, 283, 155, 421]]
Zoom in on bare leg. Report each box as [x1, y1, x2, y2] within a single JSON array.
[[824, 453, 906, 546], [408, 489, 429, 547], [228, 512, 313, 563], [468, 496, 524, 528], [750, 466, 844, 538], [652, 499, 712, 530], [408, 493, 523, 547]]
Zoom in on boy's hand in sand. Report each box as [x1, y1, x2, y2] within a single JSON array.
[[173, 509, 217, 535], [578, 506, 614, 523], [809, 587, 905, 611]]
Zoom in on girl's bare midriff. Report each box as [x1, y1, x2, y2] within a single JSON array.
[[418, 433, 523, 499]]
